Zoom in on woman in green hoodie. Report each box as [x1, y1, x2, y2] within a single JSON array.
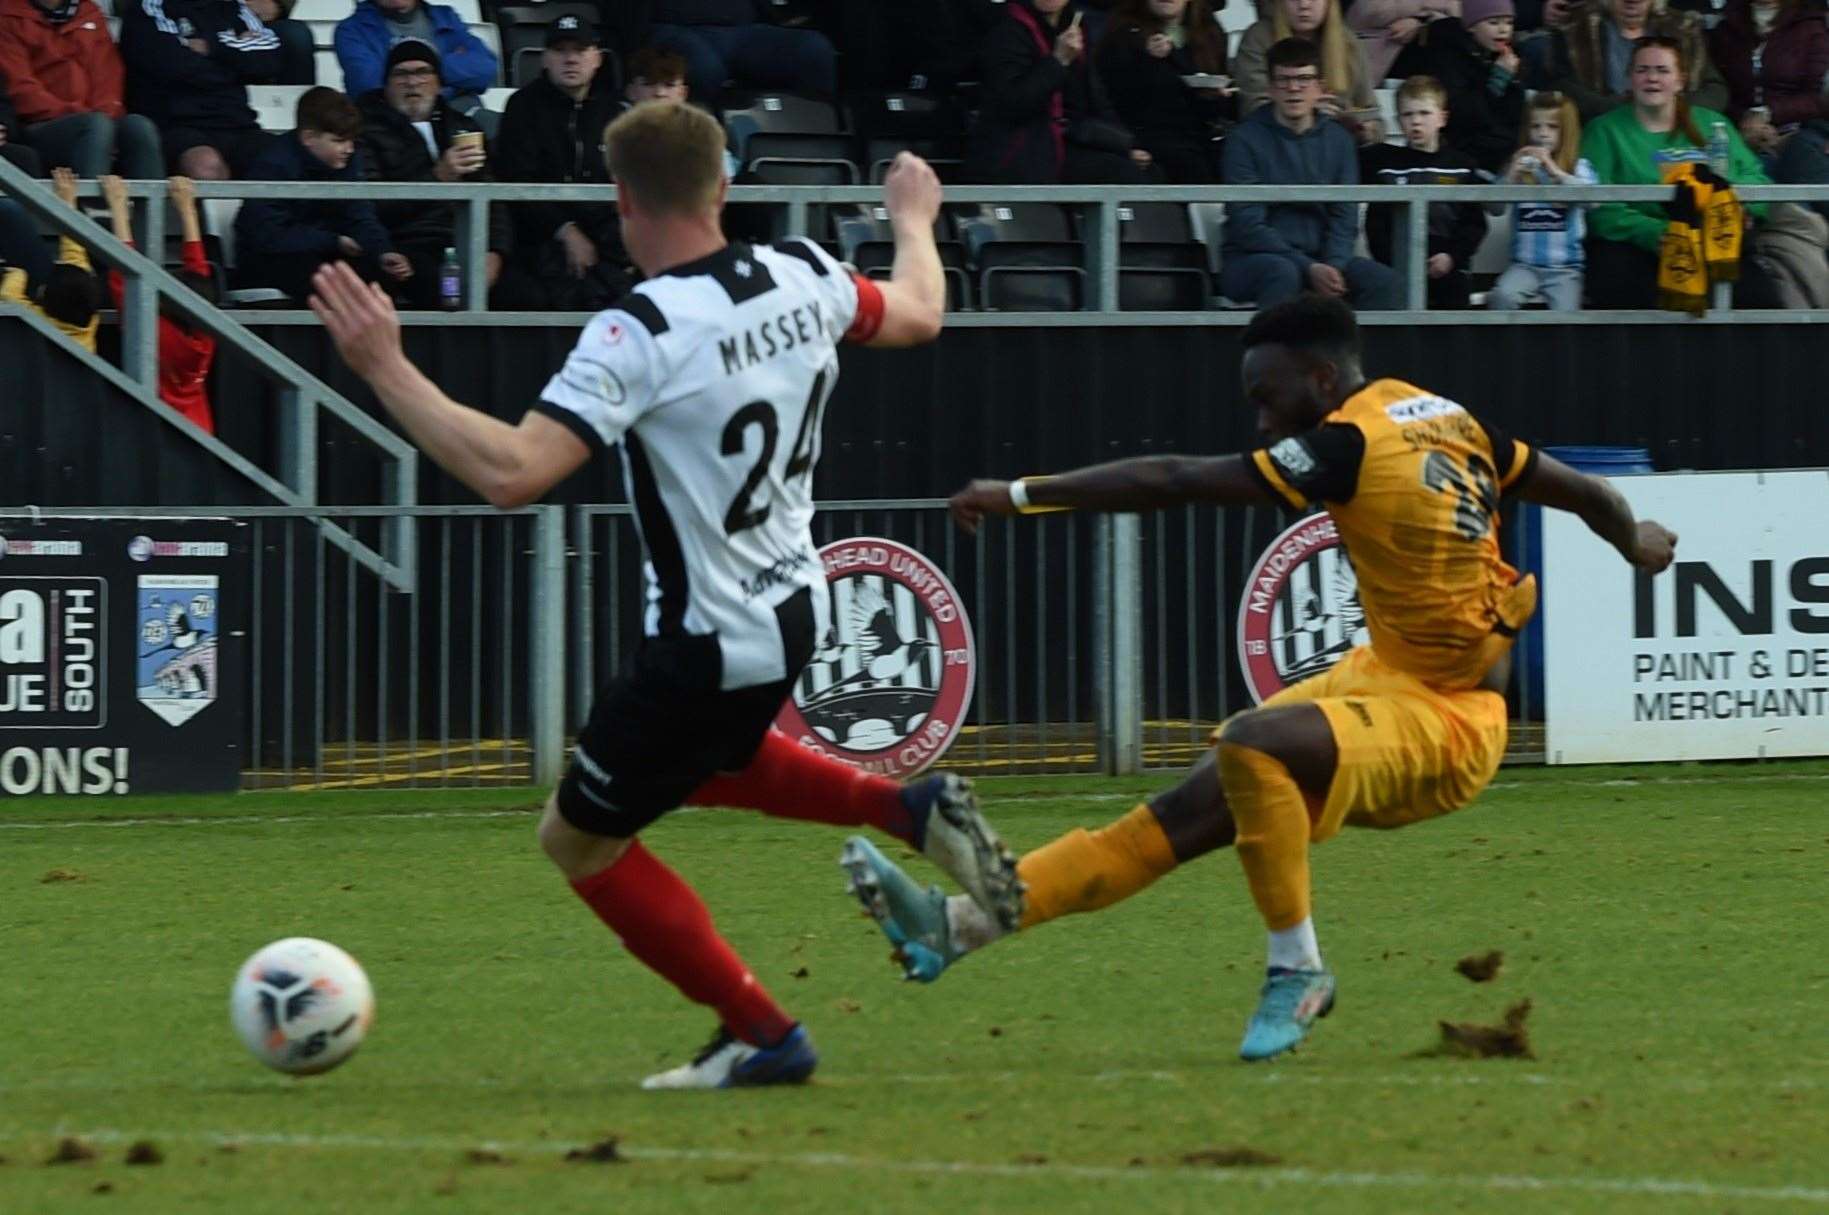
[[1582, 34, 1771, 306]]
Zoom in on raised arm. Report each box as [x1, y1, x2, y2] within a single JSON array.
[[1514, 450, 1677, 571], [862, 152, 945, 348], [949, 454, 1273, 533], [309, 262, 588, 508]]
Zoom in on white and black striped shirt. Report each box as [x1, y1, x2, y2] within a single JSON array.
[[535, 239, 885, 690]]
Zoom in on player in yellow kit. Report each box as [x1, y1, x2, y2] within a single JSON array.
[[841, 295, 1679, 1060]]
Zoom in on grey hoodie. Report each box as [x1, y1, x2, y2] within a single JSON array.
[[1220, 104, 1359, 271]]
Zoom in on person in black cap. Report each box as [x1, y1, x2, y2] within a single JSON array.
[[356, 39, 516, 307], [492, 14, 634, 309]]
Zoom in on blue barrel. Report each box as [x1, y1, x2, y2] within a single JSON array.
[[1515, 446, 1655, 719]]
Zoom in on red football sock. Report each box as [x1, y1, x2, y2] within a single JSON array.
[[570, 841, 794, 1047], [687, 730, 914, 842]]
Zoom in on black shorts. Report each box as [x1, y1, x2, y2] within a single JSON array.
[[555, 587, 814, 838], [163, 125, 275, 177]]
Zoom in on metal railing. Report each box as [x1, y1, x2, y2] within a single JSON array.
[[10, 500, 1549, 793], [0, 157, 420, 591], [52, 177, 1829, 320]]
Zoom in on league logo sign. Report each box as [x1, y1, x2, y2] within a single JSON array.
[[137, 574, 219, 728], [1238, 514, 1367, 703], [0, 577, 106, 728], [776, 538, 975, 777]]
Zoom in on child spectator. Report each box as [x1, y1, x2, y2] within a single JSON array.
[[1095, 0, 1236, 183], [118, 0, 281, 180], [1360, 75, 1487, 308], [1235, 0, 1385, 145], [1487, 90, 1597, 310], [99, 173, 219, 432], [234, 87, 407, 302], [0, 0, 164, 179], [0, 166, 100, 350], [1423, 0, 1527, 173], [621, 46, 740, 178]]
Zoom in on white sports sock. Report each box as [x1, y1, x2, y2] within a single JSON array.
[[945, 894, 1006, 953], [1266, 917, 1323, 972]]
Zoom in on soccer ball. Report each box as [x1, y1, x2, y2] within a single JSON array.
[[229, 937, 374, 1075]]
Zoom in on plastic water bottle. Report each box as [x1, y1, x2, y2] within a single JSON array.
[[1707, 121, 1731, 175], [438, 247, 461, 311]]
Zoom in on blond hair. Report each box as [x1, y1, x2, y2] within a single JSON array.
[[1271, 0, 1360, 99], [604, 100, 726, 217], [1395, 75, 1447, 110], [1523, 91, 1582, 175]]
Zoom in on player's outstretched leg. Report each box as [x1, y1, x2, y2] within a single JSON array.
[[1216, 706, 1340, 1062], [539, 795, 815, 1089], [692, 732, 1021, 928], [842, 754, 1233, 981]]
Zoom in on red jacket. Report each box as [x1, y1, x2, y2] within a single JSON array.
[[109, 240, 218, 435], [1708, 0, 1829, 126], [0, 0, 125, 123]]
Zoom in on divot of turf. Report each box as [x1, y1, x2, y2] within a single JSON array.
[[124, 1140, 164, 1165], [1456, 950, 1504, 982], [463, 1148, 508, 1166], [39, 868, 84, 884], [1179, 1147, 1284, 1167], [1428, 998, 1535, 1058], [46, 1137, 97, 1165], [564, 1137, 623, 1164]]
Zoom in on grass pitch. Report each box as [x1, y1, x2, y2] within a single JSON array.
[[2, 765, 1827, 1213]]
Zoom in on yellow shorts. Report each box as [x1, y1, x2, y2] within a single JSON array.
[[1222, 646, 1510, 844]]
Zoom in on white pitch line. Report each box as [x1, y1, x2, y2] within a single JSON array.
[[13, 1127, 1827, 1206]]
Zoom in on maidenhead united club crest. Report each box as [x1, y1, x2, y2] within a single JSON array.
[[775, 538, 976, 778], [1237, 513, 1368, 703]]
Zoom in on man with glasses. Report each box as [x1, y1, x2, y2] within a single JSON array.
[[356, 40, 515, 307], [1219, 38, 1403, 310]]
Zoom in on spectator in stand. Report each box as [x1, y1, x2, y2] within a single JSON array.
[[1707, 0, 1829, 162], [1422, 0, 1527, 172], [961, 0, 1156, 184], [99, 173, 219, 432], [234, 87, 408, 301], [247, 0, 317, 86], [0, 68, 46, 177], [119, 0, 279, 179], [1347, 0, 1460, 84], [1582, 34, 1770, 306], [1487, 90, 1598, 310], [1541, 0, 1728, 122], [624, 46, 690, 106], [493, 15, 631, 310], [1095, 0, 1236, 183], [1360, 75, 1487, 307], [0, 0, 164, 179], [335, 0, 498, 114], [1236, 0, 1384, 144], [1220, 38, 1403, 307], [0, 167, 101, 350], [356, 40, 514, 307], [637, 1, 839, 103]]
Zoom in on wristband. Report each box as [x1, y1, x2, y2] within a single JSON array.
[[1008, 477, 1067, 514]]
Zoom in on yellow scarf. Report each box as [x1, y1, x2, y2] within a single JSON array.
[[1657, 163, 1743, 314]]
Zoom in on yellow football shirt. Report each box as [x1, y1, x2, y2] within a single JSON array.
[[1247, 378, 1538, 690]]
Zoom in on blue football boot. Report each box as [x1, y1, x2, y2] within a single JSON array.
[[839, 836, 963, 983], [1238, 967, 1337, 1062]]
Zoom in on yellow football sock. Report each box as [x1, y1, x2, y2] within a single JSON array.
[[1016, 804, 1178, 930], [1216, 741, 1313, 932]]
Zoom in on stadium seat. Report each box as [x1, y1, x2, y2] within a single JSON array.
[[249, 85, 314, 133], [314, 49, 343, 90], [481, 86, 517, 111], [845, 92, 966, 183], [288, 0, 357, 20], [723, 92, 857, 186], [831, 205, 973, 311], [1106, 202, 1212, 311], [306, 19, 337, 48], [952, 202, 1085, 312]]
